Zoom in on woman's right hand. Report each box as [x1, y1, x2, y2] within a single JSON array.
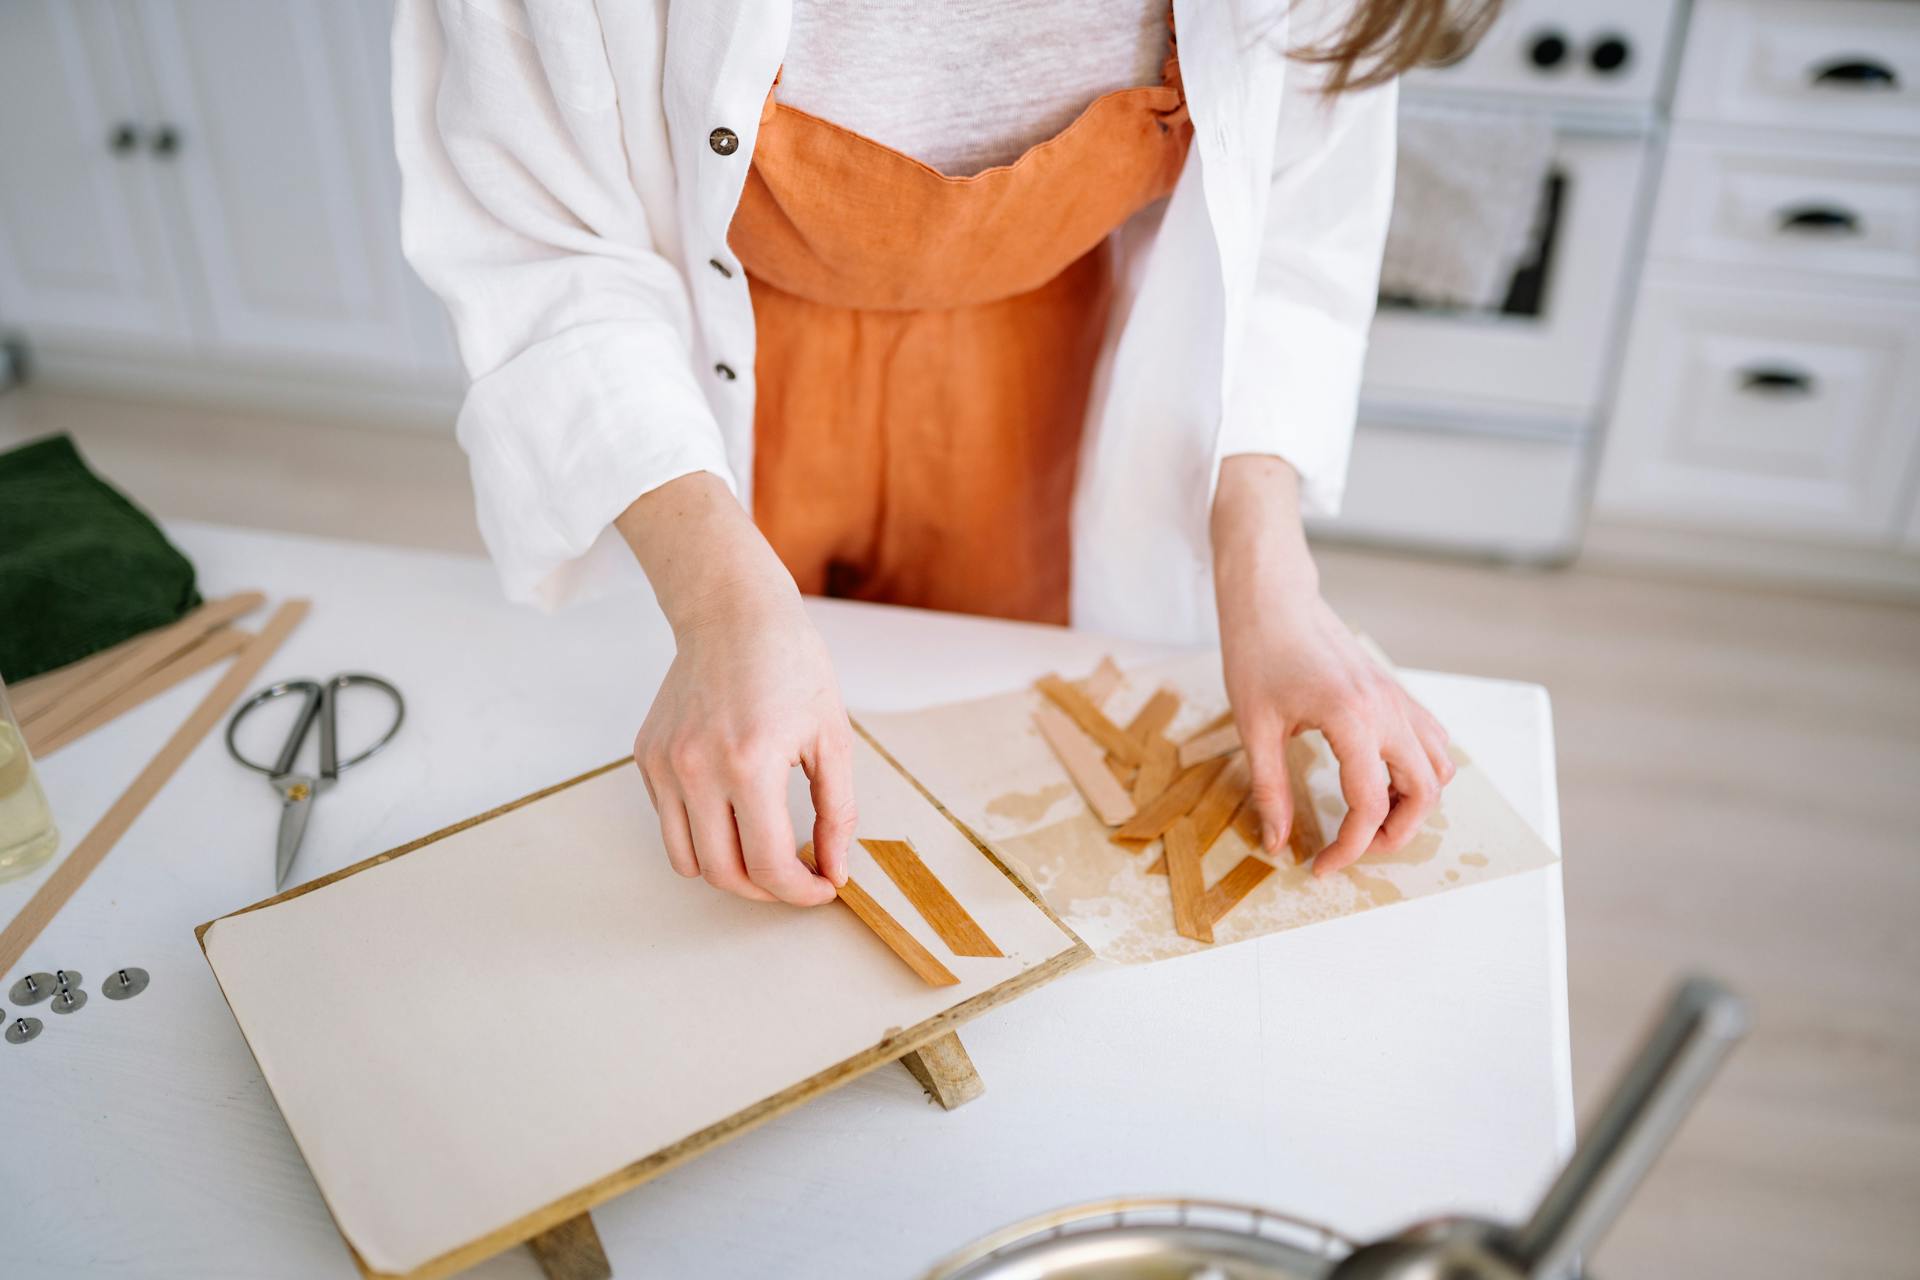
[[617, 474, 855, 906]]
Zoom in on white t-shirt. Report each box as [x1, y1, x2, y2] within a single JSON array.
[[778, 0, 1173, 177]]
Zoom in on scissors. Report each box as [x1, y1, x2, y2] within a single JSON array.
[[225, 673, 405, 889]]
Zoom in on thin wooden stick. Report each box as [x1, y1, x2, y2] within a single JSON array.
[[799, 843, 958, 987], [0, 600, 308, 979], [861, 838, 1002, 958], [1129, 734, 1178, 807], [1177, 721, 1242, 770], [20, 592, 265, 741], [30, 628, 252, 757], [1164, 817, 1212, 944], [1203, 857, 1276, 925], [1035, 674, 1143, 766], [1080, 656, 1124, 705], [10, 641, 137, 722], [1033, 706, 1136, 827], [1112, 756, 1228, 843], [1122, 689, 1180, 748], [1285, 737, 1327, 865], [1147, 753, 1250, 874]]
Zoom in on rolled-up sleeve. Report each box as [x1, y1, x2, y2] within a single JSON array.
[[1217, 7, 1398, 516], [393, 0, 730, 609]]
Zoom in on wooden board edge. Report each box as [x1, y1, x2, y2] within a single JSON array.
[[195, 742, 1092, 1280]]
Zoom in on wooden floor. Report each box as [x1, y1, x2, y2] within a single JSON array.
[[5, 387, 1917, 1277]]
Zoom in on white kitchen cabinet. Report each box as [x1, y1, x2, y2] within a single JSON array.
[[0, 0, 460, 411], [0, 2, 190, 345]]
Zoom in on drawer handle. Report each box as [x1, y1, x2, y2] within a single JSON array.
[[1778, 206, 1861, 236], [1810, 59, 1900, 90], [1738, 366, 1817, 397]]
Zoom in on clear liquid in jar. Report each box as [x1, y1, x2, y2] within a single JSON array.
[[0, 721, 59, 881]]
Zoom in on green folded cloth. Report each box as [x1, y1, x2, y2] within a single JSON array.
[[0, 434, 201, 683]]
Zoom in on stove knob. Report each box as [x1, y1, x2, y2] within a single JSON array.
[[1527, 31, 1570, 70], [1590, 34, 1633, 75]]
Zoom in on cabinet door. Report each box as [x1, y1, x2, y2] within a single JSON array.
[[0, 2, 189, 344], [125, 0, 447, 373]]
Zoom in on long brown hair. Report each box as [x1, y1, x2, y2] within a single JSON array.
[[1301, 0, 1503, 95]]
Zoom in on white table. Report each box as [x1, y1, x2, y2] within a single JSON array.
[[0, 524, 1572, 1279]]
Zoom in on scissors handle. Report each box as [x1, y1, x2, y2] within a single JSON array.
[[226, 673, 404, 777]]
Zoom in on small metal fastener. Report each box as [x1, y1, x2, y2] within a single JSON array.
[[102, 968, 150, 1001], [714, 362, 737, 381], [708, 257, 733, 279], [708, 126, 739, 156], [6, 1016, 41, 1045], [9, 972, 55, 1005], [51, 986, 87, 1014], [55, 968, 82, 990]]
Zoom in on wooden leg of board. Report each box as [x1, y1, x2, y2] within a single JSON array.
[[899, 1031, 985, 1110], [527, 1212, 612, 1280]]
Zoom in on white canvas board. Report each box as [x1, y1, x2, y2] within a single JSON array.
[[857, 652, 1560, 965], [201, 731, 1078, 1276]]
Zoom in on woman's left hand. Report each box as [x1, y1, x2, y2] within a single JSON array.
[[1211, 456, 1456, 878]]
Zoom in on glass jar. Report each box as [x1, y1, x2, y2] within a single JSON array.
[[0, 675, 59, 882]]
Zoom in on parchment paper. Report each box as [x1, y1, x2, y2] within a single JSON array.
[[857, 652, 1559, 965], [201, 733, 1078, 1276]]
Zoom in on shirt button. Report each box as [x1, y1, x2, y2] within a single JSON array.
[[709, 258, 734, 279], [708, 127, 739, 156], [714, 362, 738, 381]]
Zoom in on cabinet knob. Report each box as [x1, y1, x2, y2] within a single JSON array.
[[1738, 366, 1816, 397], [1810, 59, 1899, 90], [1777, 206, 1861, 237], [150, 125, 181, 157], [108, 123, 140, 154]]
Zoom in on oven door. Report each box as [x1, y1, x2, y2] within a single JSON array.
[[1360, 111, 1660, 425]]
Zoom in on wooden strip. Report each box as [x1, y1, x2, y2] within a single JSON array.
[[1146, 753, 1251, 875], [1177, 721, 1242, 769], [1286, 736, 1327, 865], [1111, 756, 1227, 843], [1164, 817, 1212, 944], [861, 838, 1002, 958], [10, 640, 141, 722], [1105, 757, 1138, 788], [1122, 688, 1181, 747], [30, 628, 252, 757], [1202, 856, 1277, 925], [1033, 705, 1136, 827], [1035, 674, 1142, 766], [798, 843, 958, 987], [0, 600, 308, 978], [1080, 655, 1123, 705], [1129, 734, 1178, 807], [20, 591, 266, 742]]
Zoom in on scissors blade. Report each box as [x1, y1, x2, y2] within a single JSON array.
[[273, 775, 318, 889]]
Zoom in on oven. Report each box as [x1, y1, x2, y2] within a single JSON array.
[[1312, 0, 1687, 560]]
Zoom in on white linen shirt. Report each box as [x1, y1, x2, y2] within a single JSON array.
[[392, 0, 1397, 644]]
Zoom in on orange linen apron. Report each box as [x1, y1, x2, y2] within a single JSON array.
[[729, 43, 1192, 624]]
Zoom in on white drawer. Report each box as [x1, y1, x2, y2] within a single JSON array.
[[1597, 282, 1920, 541], [1676, 0, 1920, 139], [1650, 134, 1920, 287]]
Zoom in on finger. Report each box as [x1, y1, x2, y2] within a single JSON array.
[[1403, 694, 1456, 786], [1239, 716, 1294, 857], [733, 764, 835, 907], [1372, 731, 1440, 854], [804, 725, 857, 887], [687, 797, 775, 902], [1314, 717, 1389, 879], [654, 782, 701, 879]]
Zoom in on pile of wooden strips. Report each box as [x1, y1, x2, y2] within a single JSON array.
[[1032, 658, 1323, 944]]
